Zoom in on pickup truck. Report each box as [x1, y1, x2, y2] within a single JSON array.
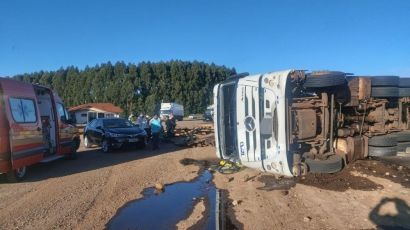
[[213, 70, 410, 176]]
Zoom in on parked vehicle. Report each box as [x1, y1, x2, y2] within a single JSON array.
[[214, 70, 410, 176], [0, 78, 80, 182], [83, 118, 147, 152], [203, 105, 214, 121], [160, 102, 184, 121]]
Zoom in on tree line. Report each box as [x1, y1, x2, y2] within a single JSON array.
[[12, 61, 236, 115]]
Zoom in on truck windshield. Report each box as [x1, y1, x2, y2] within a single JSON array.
[[219, 83, 237, 156], [160, 110, 170, 115]]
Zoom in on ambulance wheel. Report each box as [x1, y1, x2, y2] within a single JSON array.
[[66, 141, 78, 160], [6, 166, 27, 183]]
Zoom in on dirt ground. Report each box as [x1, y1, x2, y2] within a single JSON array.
[[1, 120, 410, 229]]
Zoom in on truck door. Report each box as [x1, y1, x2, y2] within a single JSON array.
[[2, 80, 45, 169]]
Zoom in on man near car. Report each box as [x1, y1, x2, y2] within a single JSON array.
[[149, 114, 162, 150], [166, 112, 176, 137]]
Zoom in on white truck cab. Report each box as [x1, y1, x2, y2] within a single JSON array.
[[214, 70, 293, 176]]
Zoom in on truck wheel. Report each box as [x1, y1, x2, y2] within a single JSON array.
[[6, 166, 27, 182], [399, 78, 410, 87], [303, 71, 346, 88], [371, 76, 399, 87], [399, 88, 410, 97], [371, 87, 399, 98], [397, 142, 410, 152], [101, 139, 111, 153], [304, 155, 343, 174], [368, 146, 397, 157], [368, 134, 397, 147], [391, 131, 410, 142], [84, 135, 91, 148]]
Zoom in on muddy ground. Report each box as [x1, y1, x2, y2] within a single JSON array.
[[1, 120, 410, 229]]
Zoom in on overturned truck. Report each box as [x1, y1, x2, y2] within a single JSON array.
[[213, 70, 410, 176]]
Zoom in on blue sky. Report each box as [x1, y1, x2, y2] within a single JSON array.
[[0, 0, 410, 77]]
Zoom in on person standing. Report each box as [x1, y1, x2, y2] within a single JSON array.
[[166, 112, 176, 137], [149, 114, 162, 150]]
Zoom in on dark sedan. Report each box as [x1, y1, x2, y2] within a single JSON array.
[[83, 118, 147, 152]]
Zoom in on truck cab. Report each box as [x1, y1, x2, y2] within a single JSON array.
[[214, 70, 410, 176], [0, 78, 80, 182]]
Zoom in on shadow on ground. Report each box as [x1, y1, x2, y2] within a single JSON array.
[[369, 197, 410, 230], [0, 141, 185, 183]]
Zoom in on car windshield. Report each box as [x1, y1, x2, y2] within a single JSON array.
[[103, 119, 134, 128]]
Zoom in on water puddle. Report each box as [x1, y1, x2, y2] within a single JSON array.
[[107, 170, 216, 230]]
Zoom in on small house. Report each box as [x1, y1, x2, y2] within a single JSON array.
[[69, 103, 123, 125]]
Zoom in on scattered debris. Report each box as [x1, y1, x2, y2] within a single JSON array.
[[155, 183, 165, 192], [232, 200, 242, 206], [173, 126, 215, 147], [303, 216, 312, 222]]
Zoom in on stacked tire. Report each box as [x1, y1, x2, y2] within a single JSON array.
[[371, 76, 399, 98], [368, 134, 398, 157], [392, 131, 410, 152], [399, 78, 410, 97]]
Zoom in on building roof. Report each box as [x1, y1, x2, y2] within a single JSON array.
[[68, 103, 123, 114]]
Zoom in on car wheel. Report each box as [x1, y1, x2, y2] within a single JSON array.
[[84, 135, 91, 148], [6, 166, 27, 182], [101, 139, 110, 153], [368, 134, 397, 147], [304, 155, 343, 174], [368, 146, 397, 157], [371, 87, 399, 98], [137, 141, 146, 149], [303, 71, 347, 88]]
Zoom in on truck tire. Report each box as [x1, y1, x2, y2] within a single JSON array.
[[6, 166, 27, 182], [397, 142, 410, 152], [399, 78, 410, 87], [368, 134, 397, 147], [304, 71, 346, 88], [371, 76, 399, 87], [371, 87, 399, 98], [304, 155, 343, 174], [392, 131, 410, 142], [368, 146, 397, 157], [399, 88, 410, 97]]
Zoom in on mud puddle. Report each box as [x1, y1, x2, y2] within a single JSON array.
[[107, 170, 216, 230]]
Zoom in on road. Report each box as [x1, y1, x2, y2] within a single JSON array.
[[0, 120, 410, 229]]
